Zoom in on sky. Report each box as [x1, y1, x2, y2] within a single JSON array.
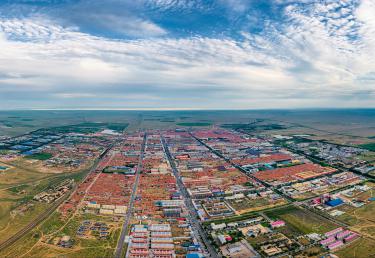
[[0, 0, 374, 110]]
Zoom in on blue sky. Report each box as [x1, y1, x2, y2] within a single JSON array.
[[0, 0, 374, 109]]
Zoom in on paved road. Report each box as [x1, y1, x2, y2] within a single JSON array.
[[190, 133, 269, 188], [191, 131, 352, 229], [161, 136, 219, 258], [114, 133, 147, 258], [190, 133, 297, 202], [285, 144, 375, 181]]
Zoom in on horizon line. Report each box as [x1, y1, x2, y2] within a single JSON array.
[[0, 107, 372, 111]]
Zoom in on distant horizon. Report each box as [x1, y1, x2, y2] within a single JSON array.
[[0, 107, 374, 112]]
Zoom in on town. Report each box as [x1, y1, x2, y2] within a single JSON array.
[[0, 120, 374, 258]]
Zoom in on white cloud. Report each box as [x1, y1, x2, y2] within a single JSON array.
[[55, 93, 96, 98], [0, 0, 374, 110], [81, 13, 167, 38]]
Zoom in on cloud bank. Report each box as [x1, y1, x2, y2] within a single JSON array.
[[0, 0, 374, 109]]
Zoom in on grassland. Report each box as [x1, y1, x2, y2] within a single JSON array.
[[359, 143, 375, 152], [0, 174, 72, 243], [0, 111, 133, 136], [0, 211, 122, 258], [336, 188, 375, 238], [25, 153, 53, 161], [335, 237, 375, 258], [358, 151, 375, 162], [0, 201, 49, 243], [176, 122, 212, 127], [0, 166, 89, 251], [265, 206, 338, 234], [1, 109, 374, 137], [0, 161, 50, 188], [226, 197, 286, 214], [202, 203, 292, 226]]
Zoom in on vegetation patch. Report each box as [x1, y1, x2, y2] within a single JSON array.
[[359, 143, 375, 151], [25, 152, 53, 160], [221, 123, 286, 131], [265, 206, 337, 234], [106, 123, 129, 132], [335, 237, 375, 258], [160, 119, 175, 122], [176, 122, 212, 127]]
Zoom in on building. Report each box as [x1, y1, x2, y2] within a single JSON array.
[[211, 223, 226, 231], [325, 228, 343, 238], [217, 234, 227, 245], [270, 220, 285, 228], [163, 208, 181, 217], [220, 240, 261, 258], [327, 240, 344, 250], [326, 198, 344, 207]]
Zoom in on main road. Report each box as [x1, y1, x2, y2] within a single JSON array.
[[191, 130, 352, 229], [189, 132, 296, 202], [161, 136, 219, 258], [114, 133, 147, 258]]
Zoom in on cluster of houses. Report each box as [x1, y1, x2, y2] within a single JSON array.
[[209, 216, 305, 257], [320, 228, 359, 251], [76, 220, 111, 240], [287, 138, 368, 168], [33, 179, 74, 203], [1, 128, 115, 173], [85, 202, 127, 216], [280, 172, 363, 199], [127, 224, 177, 258], [309, 183, 373, 212]]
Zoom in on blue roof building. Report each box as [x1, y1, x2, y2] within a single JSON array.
[[186, 254, 203, 258], [326, 198, 344, 207]]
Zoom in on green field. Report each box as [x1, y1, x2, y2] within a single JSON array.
[[335, 237, 375, 258], [202, 203, 292, 226], [0, 164, 49, 188], [226, 197, 286, 214], [25, 153, 53, 161], [265, 206, 338, 234], [335, 186, 375, 238], [359, 143, 375, 151], [221, 122, 286, 131], [0, 166, 90, 251], [176, 122, 212, 127], [0, 211, 121, 258], [0, 172, 119, 257], [227, 197, 270, 210], [0, 200, 50, 243]]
